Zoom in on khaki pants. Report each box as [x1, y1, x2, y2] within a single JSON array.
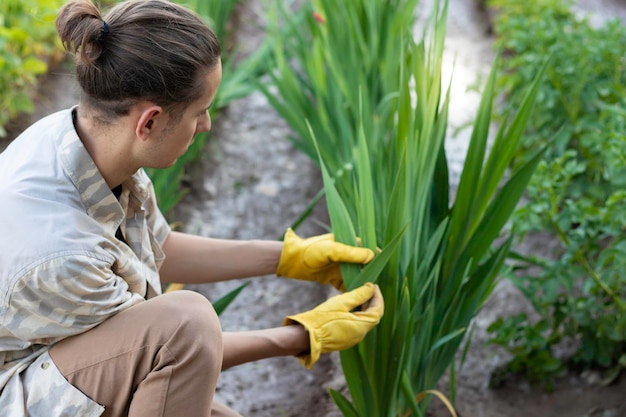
[[49, 290, 242, 417]]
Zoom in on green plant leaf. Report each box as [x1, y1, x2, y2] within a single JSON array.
[[212, 283, 249, 316], [329, 389, 360, 417], [429, 328, 466, 355], [308, 121, 361, 285], [401, 371, 422, 417], [350, 225, 408, 290]]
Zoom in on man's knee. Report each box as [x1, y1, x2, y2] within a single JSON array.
[[156, 290, 223, 363], [161, 290, 221, 335], [161, 289, 219, 323]]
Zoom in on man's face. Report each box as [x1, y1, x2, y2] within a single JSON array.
[[147, 61, 223, 169]]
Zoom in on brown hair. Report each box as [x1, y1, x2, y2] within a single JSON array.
[[56, 0, 221, 121]]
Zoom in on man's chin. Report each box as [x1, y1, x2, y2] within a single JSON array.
[[147, 158, 180, 170]]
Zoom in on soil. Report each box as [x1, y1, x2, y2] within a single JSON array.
[[3, 0, 626, 416]]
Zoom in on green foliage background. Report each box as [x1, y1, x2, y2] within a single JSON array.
[[487, 0, 626, 389], [0, 0, 64, 137]]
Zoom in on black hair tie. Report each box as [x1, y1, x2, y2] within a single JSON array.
[[99, 20, 110, 42]]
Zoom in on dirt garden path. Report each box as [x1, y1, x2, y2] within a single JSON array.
[[3, 0, 625, 416]]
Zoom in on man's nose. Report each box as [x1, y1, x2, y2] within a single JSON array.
[[196, 112, 211, 133]]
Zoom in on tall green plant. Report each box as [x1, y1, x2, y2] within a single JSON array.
[[258, 0, 418, 214], [327, 35, 547, 417], [263, 0, 548, 414]]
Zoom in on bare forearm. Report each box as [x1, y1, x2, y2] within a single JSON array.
[[160, 231, 283, 284], [221, 325, 309, 370]]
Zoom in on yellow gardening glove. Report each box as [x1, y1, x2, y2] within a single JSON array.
[[284, 282, 384, 369], [277, 228, 375, 291]]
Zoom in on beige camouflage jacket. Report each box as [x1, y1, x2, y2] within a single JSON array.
[[0, 108, 170, 416]]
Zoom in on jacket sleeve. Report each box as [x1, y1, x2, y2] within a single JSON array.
[[2, 253, 144, 344]]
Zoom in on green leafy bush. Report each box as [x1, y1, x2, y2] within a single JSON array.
[[0, 0, 64, 137], [486, 0, 626, 386]]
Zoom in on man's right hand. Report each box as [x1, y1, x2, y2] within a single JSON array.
[[283, 282, 384, 369]]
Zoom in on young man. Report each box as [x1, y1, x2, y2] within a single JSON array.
[[0, 0, 384, 416]]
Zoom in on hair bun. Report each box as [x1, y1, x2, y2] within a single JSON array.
[[56, 0, 106, 66]]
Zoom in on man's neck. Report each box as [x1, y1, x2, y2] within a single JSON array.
[[73, 106, 138, 189]]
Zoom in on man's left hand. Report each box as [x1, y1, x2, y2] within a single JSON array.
[[276, 228, 374, 291]]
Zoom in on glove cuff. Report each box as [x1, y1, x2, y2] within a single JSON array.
[[284, 315, 321, 369], [276, 228, 298, 278]]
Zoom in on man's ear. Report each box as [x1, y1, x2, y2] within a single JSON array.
[[135, 105, 164, 141]]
